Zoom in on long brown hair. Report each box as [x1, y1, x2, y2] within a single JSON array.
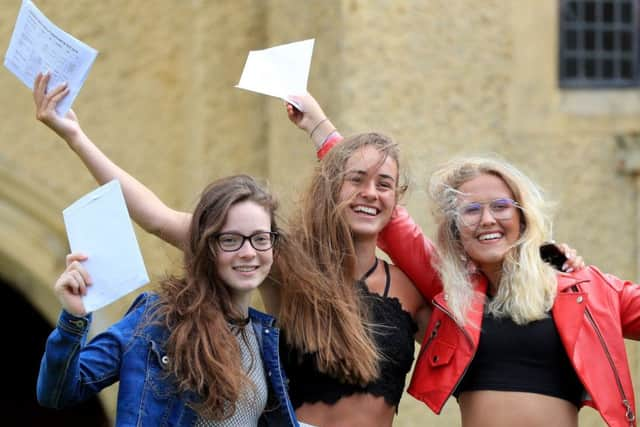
[[153, 175, 277, 419], [278, 132, 406, 384]]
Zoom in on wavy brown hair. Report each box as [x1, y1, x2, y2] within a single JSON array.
[[152, 175, 277, 419], [277, 132, 407, 384]]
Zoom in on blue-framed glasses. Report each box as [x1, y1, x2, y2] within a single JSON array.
[[213, 231, 278, 252], [456, 198, 521, 227]]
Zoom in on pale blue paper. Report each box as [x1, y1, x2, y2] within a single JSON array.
[[63, 180, 149, 313]]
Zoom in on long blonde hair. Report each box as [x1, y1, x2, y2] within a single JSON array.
[[428, 156, 557, 326], [278, 132, 406, 384]]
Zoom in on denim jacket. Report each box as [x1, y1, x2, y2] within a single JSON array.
[[36, 293, 299, 427]]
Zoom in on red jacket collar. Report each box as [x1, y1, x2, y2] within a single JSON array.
[[556, 270, 591, 292], [432, 273, 489, 346]]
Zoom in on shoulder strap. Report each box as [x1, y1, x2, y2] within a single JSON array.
[[359, 258, 379, 282], [382, 261, 391, 297]]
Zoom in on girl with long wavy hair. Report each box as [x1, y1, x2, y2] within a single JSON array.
[[34, 76, 307, 426], [275, 131, 432, 426], [32, 73, 432, 425], [285, 94, 592, 427], [384, 156, 640, 427], [289, 90, 640, 426]]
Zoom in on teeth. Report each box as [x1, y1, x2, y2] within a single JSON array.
[[353, 206, 377, 215], [234, 266, 257, 272], [479, 233, 502, 241]]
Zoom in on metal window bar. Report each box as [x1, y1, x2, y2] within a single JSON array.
[[559, 0, 639, 88]]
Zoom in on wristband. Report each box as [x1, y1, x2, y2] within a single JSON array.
[[322, 129, 337, 145], [317, 132, 343, 159]]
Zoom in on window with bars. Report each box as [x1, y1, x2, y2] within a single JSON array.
[[559, 0, 639, 88]]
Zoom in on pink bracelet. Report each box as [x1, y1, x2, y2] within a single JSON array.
[[317, 132, 343, 159]]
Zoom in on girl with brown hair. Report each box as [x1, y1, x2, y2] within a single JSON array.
[[33, 74, 431, 426], [34, 75, 305, 426], [276, 131, 431, 426]]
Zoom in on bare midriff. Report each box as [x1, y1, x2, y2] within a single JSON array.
[[458, 391, 578, 427], [296, 393, 395, 427]]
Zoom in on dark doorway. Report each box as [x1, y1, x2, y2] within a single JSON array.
[[0, 277, 110, 427]]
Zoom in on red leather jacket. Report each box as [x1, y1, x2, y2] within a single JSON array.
[[379, 206, 640, 427]]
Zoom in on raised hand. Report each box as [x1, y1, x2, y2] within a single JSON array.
[[33, 72, 81, 141], [285, 93, 327, 132], [285, 93, 336, 149], [556, 242, 584, 273], [54, 253, 92, 317]]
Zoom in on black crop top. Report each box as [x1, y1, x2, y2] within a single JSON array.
[[280, 260, 417, 409], [454, 306, 584, 407]]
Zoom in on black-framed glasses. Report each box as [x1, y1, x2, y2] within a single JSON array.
[[213, 231, 278, 252], [456, 198, 521, 227]]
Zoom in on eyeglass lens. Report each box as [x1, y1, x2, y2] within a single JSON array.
[[216, 232, 276, 252], [458, 198, 518, 226]]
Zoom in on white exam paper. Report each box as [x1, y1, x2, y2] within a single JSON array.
[[63, 180, 149, 313], [4, 0, 98, 115], [235, 38, 315, 110]]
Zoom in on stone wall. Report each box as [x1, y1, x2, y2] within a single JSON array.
[[1, 1, 639, 425]]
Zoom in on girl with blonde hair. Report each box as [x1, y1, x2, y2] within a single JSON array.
[[398, 155, 640, 427]]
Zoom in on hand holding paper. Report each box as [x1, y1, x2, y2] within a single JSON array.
[[4, 0, 97, 115], [235, 39, 314, 110], [63, 180, 149, 313], [33, 71, 81, 141], [54, 253, 92, 317]]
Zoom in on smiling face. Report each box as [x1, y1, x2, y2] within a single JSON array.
[[456, 173, 522, 282], [215, 200, 273, 308], [338, 146, 398, 239]]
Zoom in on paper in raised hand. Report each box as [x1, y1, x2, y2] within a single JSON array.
[[235, 38, 314, 110], [4, 0, 98, 115]]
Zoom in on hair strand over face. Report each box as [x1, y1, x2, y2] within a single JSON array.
[[428, 156, 557, 326], [276, 132, 405, 383]]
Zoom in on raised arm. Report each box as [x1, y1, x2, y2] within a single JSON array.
[[33, 72, 190, 249], [285, 94, 442, 302], [378, 206, 443, 302], [286, 94, 342, 158]]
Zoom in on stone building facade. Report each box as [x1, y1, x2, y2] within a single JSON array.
[[1, 1, 639, 425]]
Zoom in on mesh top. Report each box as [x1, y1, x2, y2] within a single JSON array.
[[195, 320, 268, 427]]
